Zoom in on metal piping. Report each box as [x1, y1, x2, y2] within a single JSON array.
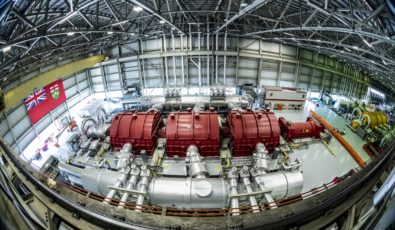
[[103, 173, 128, 204], [361, 114, 371, 128], [104, 143, 133, 204], [250, 143, 279, 209], [228, 167, 240, 216], [118, 164, 140, 208], [240, 166, 259, 213], [135, 165, 150, 212]]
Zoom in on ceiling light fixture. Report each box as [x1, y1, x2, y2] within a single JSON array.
[[159, 20, 165, 24], [59, 11, 78, 24], [344, 47, 351, 52], [112, 20, 128, 26], [133, 6, 143, 12], [382, 59, 387, 65], [362, 39, 373, 48], [352, 46, 358, 50], [67, 32, 75, 36], [316, 39, 321, 42], [2, 46, 11, 52], [284, 32, 294, 37], [107, 31, 113, 35]]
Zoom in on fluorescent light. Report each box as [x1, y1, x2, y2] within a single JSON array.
[[316, 39, 321, 42], [107, 31, 113, 35], [59, 11, 78, 24], [112, 20, 128, 26], [352, 46, 358, 50], [362, 38, 373, 48], [284, 32, 294, 36], [382, 59, 387, 65], [370, 60, 375, 63], [344, 47, 351, 52], [133, 6, 143, 12], [159, 20, 165, 24], [171, 27, 176, 30], [130, 32, 135, 36], [240, 3, 248, 7], [2, 46, 11, 52], [67, 32, 75, 36]]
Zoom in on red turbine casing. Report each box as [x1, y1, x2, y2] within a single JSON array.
[[110, 110, 162, 154], [227, 110, 281, 156], [278, 116, 324, 142], [166, 112, 220, 157]]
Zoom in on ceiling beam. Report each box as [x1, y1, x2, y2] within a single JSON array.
[[47, 0, 99, 31], [244, 27, 394, 45], [123, 0, 185, 35], [214, 0, 270, 34], [11, 8, 37, 31]]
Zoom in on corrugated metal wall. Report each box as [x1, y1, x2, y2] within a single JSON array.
[[88, 37, 368, 99]]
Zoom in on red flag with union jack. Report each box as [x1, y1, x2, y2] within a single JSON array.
[[23, 79, 66, 124], [24, 87, 47, 111]]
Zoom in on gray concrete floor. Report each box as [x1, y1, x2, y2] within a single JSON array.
[[274, 101, 370, 193]]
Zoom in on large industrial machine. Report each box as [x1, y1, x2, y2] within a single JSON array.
[[50, 99, 330, 213]]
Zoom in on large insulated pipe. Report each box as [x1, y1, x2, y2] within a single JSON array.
[[118, 164, 141, 208], [254, 171, 303, 200], [254, 143, 271, 174], [135, 165, 150, 212], [228, 167, 240, 216], [186, 145, 208, 178], [148, 177, 228, 209], [116, 143, 133, 170], [240, 166, 259, 213]]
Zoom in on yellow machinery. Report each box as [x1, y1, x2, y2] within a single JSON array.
[[361, 112, 388, 129], [351, 120, 361, 129]]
